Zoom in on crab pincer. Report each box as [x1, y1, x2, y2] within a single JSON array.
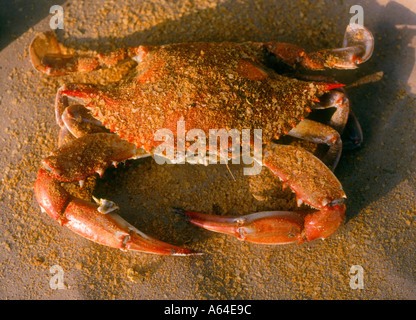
[[178, 144, 346, 244], [35, 133, 200, 255]]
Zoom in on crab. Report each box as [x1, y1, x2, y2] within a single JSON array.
[[30, 24, 373, 255]]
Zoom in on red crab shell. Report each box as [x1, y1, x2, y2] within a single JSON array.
[[71, 42, 340, 152]]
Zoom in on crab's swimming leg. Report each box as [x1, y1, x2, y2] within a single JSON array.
[[264, 24, 374, 70]]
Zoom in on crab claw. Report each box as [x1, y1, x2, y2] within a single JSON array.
[[179, 144, 346, 244], [36, 132, 199, 255], [35, 168, 199, 255], [177, 209, 306, 244], [179, 204, 345, 244]]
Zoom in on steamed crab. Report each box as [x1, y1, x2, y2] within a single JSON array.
[[31, 24, 373, 255]]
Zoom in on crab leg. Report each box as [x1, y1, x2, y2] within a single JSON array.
[[265, 24, 374, 70], [314, 89, 350, 132], [288, 119, 342, 171], [58, 104, 108, 147], [290, 72, 363, 151], [180, 144, 346, 244], [36, 133, 198, 255], [54, 83, 108, 146], [315, 91, 363, 150], [54, 83, 101, 127], [293, 74, 350, 134], [58, 126, 75, 147], [62, 104, 108, 138], [292, 75, 363, 150], [342, 109, 363, 150]]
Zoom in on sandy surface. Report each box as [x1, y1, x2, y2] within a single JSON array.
[[0, 0, 415, 300]]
